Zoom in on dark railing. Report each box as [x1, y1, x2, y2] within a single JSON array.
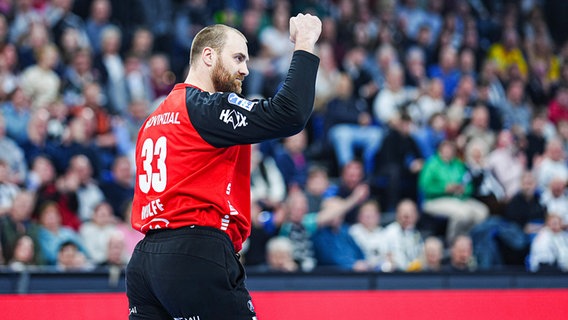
[[1, 267, 567, 294]]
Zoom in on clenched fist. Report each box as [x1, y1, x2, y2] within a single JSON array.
[[289, 13, 322, 54]]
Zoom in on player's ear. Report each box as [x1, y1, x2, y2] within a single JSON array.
[[202, 47, 216, 67]]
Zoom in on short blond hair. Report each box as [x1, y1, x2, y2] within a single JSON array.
[[189, 24, 246, 67]]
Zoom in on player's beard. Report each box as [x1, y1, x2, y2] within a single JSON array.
[[212, 57, 243, 94]]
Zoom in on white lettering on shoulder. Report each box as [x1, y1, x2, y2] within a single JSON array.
[[144, 112, 181, 130]]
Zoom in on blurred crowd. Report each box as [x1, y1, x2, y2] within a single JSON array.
[[1, 0, 568, 274]]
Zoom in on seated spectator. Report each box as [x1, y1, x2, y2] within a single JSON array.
[[264, 236, 299, 272], [8, 235, 36, 271], [372, 113, 423, 212], [36, 201, 85, 265], [505, 171, 547, 237], [499, 79, 532, 135], [304, 165, 333, 213], [412, 112, 448, 160], [0, 190, 43, 265], [540, 177, 568, 228], [427, 45, 461, 103], [534, 138, 568, 192], [464, 138, 507, 215], [408, 78, 445, 127], [529, 213, 568, 272], [56, 240, 92, 271], [487, 130, 526, 200], [79, 201, 118, 265], [326, 73, 383, 174], [0, 160, 20, 216], [324, 160, 370, 225], [97, 231, 128, 269], [419, 140, 489, 244], [417, 236, 444, 272], [32, 155, 81, 231], [66, 154, 105, 222], [312, 202, 369, 272], [348, 200, 388, 271], [100, 155, 135, 219], [373, 64, 418, 127], [114, 201, 143, 261], [523, 113, 550, 170], [382, 199, 424, 272], [0, 113, 27, 185], [250, 143, 286, 211], [456, 105, 496, 152], [277, 190, 318, 272], [273, 130, 311, 190], [1, 86, 32, 145], [18, 43, 61, 109], [442, 235, 477, 272]]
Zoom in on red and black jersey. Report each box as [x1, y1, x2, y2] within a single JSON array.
[[132, 50, 320, 251]]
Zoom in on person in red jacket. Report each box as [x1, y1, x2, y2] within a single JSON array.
[[126, 14, 322, 320]]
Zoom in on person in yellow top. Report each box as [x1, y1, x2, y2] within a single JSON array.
[[487, 28, 528, 80]]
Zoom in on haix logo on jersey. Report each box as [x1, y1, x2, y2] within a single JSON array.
[[227, 93, 256, 111], [219, 109, 248, 129]]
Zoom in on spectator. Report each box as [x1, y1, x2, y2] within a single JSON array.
[[263, 236, 299, 272], [487, 130, 526, 200], [0, 160, 20, 217], [273, 130, 311, 190], [61, 47, 99, 107], [373, 63, 418, 126], [382, 199, 424, 272], [0, 113, 27, 184], [1, 86, 32, 145], [456, 105, 496, 152], [19, 43, 61, 110], [499, 79, 532, 135], [326, 72, 383, 174], [372, 113, 423, 212], [408, 77, 446, 128], [487, 27, 528, 81], [313, 41, 341, 112], [534, 138, 568, 192], [442, 234, 477, 272], [114, 200, 143, 261], [85, 0, 114, 55], [65, 154, 105, 222], [100, 155, 134, 219], [0, 190, 42, 265], [97, 230, 128, 269], [427, 45, 461, 103], [324, 159, 370, 225], [250, 142, 286, 211], [412, 111, 448, 160], [505, 171, 547, 237], [523, 113, 550, 169], [36, 200, 85, 265], [94, 25, 128, 115], [56, 240, 91, 271], [8, 234, 36, 270], [529, 213, 568, 272], [312, 200, 369, 272], [419, 140, 489, 244], [418, 236, 444, 272], [148, 53, 176, 101], [278, 190, 318, 272], [348, 199, 388, 271], [540, 177, 568, 228], [304, 165, 333, 213], [464, 138, 507, 215], [79, 201, 117, 264]]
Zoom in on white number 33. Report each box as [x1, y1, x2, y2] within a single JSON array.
[[138, 136, 167, 193]]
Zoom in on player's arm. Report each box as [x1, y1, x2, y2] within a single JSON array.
[[188, 14, 322, 147]]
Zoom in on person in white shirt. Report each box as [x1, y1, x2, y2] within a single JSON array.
[[382, 199, 424, 271], [530, 213, 568, 272], [349, 199, 388, 270]]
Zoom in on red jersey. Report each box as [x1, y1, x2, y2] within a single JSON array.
[[132, 51, 320, 251]]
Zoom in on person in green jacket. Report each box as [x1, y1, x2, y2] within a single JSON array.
[[418, 140, 489, 244]]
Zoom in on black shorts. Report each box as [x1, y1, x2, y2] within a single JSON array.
[[126, 225, 257, 320]]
